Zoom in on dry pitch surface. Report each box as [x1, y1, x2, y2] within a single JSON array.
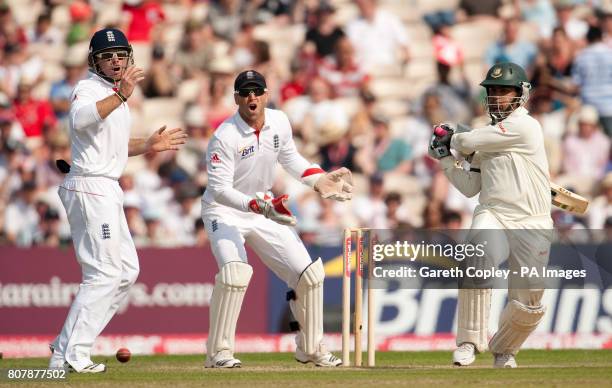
[[1, 350, 611, 387]]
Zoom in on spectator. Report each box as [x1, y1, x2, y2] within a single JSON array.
[[34, 132, 68, 190], [36, 207, 61, 247], [280, 59, 308, 103], [318, 37, 370, 98], [207, 0, 243, 42], [0, 2, 28, 49], [13, 78, 57, 140], [174, 21, 216, 80], [369, 113, 412, 175], [49, 54, 87, 125], [485, 17, 538, 72], [457, 0, 503, 20], [554, 0, 588, 43], [561, 105, 610, 193], [318, 124, 359, 173], [571, 25, 612, 135], [588, 172, 612, 229], [304, 3, 344, 59], [346, 0, 410, 71], [284, 76, 349, 144], [66, 0, 93, 46], [352, 173, 387, 228], [123, 192, 146, 240], [422, 198, 445, 229], [442, 209, 463, 229], [384, 191, 410, 228], [166, 183, 201, 246], [0, 100, 24, 144], [28, 12, 63, 47], [194, 218, 209, 247], [3, 180, 38, 246], [603, 7, 612, 47], [142, 45, 175, 98], [531, 27, 575, 109], [121, 0, 165, 43], [136, 207, 173, 247], [1, 43, 44, 99], [203, 75, 234, 130], [515, 0, 557, 39], [314, 197, 344, 246], [421, 40, 471, 124]]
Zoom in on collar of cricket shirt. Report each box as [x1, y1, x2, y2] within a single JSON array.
[[90, 71, 118, 89], [510, 106, 528, 118], [234, 108, 271, 135]]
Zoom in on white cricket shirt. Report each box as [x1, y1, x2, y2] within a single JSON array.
[[203, 108, 317, 212], [68, 72, 131, 180], [449, 107, 552, 221]]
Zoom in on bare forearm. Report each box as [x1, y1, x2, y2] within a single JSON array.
[[128, 137, 149, 156], [96, 93, 124, 120]]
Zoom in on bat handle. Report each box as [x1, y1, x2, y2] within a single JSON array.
[[434, 126, 448, 137]]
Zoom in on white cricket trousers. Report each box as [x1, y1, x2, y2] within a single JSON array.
[[202, 204, 312, 289], [54, 175, 139, 369]]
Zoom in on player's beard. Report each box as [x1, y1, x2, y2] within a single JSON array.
[[486, 96, 521, 122]]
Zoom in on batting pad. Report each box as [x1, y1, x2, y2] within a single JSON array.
[[489, 299, 546, 356], [206, 262, 253, 358], [290, 258, 325, 355], [456, 288, 491, 353]]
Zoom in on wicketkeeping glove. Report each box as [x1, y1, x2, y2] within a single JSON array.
[[313, 167, 353, 201], [248, 192, 297, 226]]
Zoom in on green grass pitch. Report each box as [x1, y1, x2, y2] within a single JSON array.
[[1, 350, 611, 387]]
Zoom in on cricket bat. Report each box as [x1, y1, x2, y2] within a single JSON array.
[[550, 182, 589, 214]]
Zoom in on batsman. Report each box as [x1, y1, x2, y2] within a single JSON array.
[[201, 70, 352, 368], [429, 62, 553, 368]]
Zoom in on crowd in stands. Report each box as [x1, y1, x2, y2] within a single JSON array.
[[1, 0, 612, 248]]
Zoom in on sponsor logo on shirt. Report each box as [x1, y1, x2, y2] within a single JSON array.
[[273, 134, 279, 151], [210, 153, 221, 164], [212, 219, 218, 233], [239, 145, 255, 160], [498, 122, 506, 133]]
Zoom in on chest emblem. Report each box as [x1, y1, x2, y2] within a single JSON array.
[[273, 134, 279, 151]]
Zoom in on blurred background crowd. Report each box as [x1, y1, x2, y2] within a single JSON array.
[[1, 0, 612, 248]]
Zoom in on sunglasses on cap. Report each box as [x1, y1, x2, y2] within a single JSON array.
[[235, 87, 266, 97], [94, 50, 130, 60]]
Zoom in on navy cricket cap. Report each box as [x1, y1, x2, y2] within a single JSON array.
[[234, 70, 266, 90]]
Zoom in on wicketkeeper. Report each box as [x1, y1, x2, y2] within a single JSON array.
[[201, 70, 352, 368], [429, 62, 553, 368]]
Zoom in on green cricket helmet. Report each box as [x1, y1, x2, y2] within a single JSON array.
[[480, 62, 531, 122]]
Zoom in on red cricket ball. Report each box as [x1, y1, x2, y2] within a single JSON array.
[[116, 348, 131, 363]]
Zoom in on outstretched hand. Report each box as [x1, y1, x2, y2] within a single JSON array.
[[314, 167, 353, 201], [146, 126, 188, 153]]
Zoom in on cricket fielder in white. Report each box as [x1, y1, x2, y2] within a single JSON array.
[[429, 62, 552, 368], [48, 28, 187, 373], [202, 70, 352, 368]]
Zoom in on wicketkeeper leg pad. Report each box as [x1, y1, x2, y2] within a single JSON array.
[[456, 288, 491, 353], [289, 258, 325, 355], [489, 299, 546, 356], [206, 261, 253, 358]]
